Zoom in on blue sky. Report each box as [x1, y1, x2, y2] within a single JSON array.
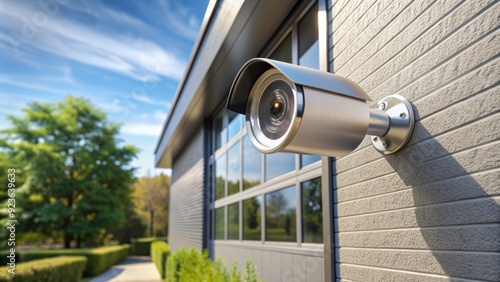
[[0, 0, 209, 177]]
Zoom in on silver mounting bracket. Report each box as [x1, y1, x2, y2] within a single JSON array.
[[370, 94, 415, 154]]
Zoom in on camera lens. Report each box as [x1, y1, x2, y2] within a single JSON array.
[[270, 97, 284, 117], [267, 91, 286, 125], [257, 80, 294, 140]]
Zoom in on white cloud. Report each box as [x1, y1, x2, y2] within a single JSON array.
[[0, 75, 68, 94], [130, 93, 171, 109], [65, 1, 153, 34], [157, 0, 202, 40], [0, 92, 49, 116], [0, 63, 75, 95], [119, 108, 168, 137], [132, 94, 154, 104], [136, 110, 167, 124], [121, 123, 163, 137], [154, 110, 167, 121], [38, 23, 185, 81], [0, 1, 187, 82]]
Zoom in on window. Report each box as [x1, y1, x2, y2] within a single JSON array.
[[214, 111, 226, 150], [301, 155, 321, 167], [270, 33, 292, 63], [298, 5, 319, 69], [243, 196, 261, 240], [266, 186, 296, 242], [228, 202, 239, 240], [301, 177, 322, 243], [227, 142, 240, 195], [215, 154, 226, 200], [228, 112, 243, 141], [215, 207, 225, 240], [243, 136, 261, 189], [265, 153, 295, 181]]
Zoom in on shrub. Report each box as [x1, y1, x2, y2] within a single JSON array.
[[151, 241, 171, 278], [131, 237, 167, 256], [165, 247, 262, 282], [18, 244, 129, 277], [0, 250, 18, 267], [0, 256, 87, 282], [244, 259, 260, 282]]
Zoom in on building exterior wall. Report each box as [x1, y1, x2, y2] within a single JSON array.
[[329, 0, 500, 281], [215, 242, 324, 282], [168, 128, 205, 251]]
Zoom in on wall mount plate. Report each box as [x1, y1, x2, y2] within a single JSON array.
[[370, 94, 415, 154]]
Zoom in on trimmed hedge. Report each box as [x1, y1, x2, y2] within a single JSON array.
[[18, 244, 129, 277], [131, 237, 167, 256], [165, 247, 262, 282], [151, 241, 171, 278], [0, 256, 87, 282], [0, 251, 18, 267]]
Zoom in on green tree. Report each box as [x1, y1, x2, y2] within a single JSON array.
[[244, 197, 260, 229], [132, 173, 169, 237], [109, 199, 147, 244], [0, 95, 139, 248], [0, 153, 11, 204]]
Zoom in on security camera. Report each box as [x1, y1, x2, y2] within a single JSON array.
[[227, 58, 414, 156]]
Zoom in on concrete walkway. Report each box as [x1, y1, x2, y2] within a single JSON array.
[[90, 256, 162, 282]]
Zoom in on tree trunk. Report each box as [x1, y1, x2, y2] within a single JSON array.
[[100, 230, 108, 246], [63, 222, 72, 248], [63, 194, 74, 248], [149, 209, 154, 237], [76, 234, 81, 248]]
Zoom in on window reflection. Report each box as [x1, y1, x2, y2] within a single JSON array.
[[243, 136, 261, 189], [298, 3, 319, 69], [215, 207, 224, 240], [215, 154, 226, 200], [265, 153, 295, 181], [228, 203, 239, 240], [266, 186, 296, 242], [301, 177, 322, 243], [227, 142, 240, 195], [243, 196, 261, 240], [270, 33, 292, 63], [228, 113, 243, 141], [301, 155, 321, 167], [214, 112, 226, 150], [208, 209, 213, 240]]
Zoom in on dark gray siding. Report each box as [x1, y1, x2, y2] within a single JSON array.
[[329, 0, 500, 281], [168, 128, 205, 251]]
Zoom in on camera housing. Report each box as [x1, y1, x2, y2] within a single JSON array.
[[227, 58, 414, 156]]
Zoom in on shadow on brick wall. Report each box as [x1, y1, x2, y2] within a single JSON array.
[[385, 105, 500, 281]]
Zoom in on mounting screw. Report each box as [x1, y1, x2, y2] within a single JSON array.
[[378, 103, 386, 110], [382, 140, 389, 149], [373, 136, 379, 142], [400, 112, 406, 119]]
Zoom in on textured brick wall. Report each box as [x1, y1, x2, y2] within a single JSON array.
[[329, 0, 500, 281]]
